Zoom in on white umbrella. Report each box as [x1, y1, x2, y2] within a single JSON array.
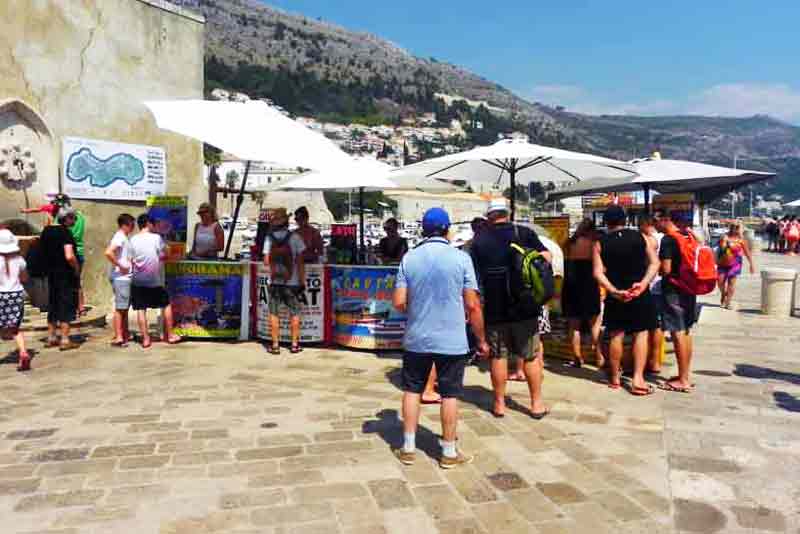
[[784, 199, 800, 207], [268, 157, 456, 254], [550, 159, 776, 206], [144, 100, 354, 257], [389, 139, 636, 218]]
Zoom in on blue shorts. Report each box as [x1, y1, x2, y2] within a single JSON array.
[[402, 353, 467, 398]]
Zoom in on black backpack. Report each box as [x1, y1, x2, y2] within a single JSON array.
[[25, 240, 47, 278]]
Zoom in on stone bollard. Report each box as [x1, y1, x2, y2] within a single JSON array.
[[744, 228, 758, 253], [760, 268, 797, 317]]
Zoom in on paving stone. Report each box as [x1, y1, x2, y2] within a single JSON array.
[[256, 433, 311, 447], [146, 431, 189, 443], [673, 499, 727, 533], [443, 468, 498, 504], [52, 505, 136, 526], [368, 478, 416, 510], [275, 521, 342, 534], [731, 505, 787, 531], [86, 469, 156, 488], [28, 448, 89, 463], [506, 488, 564, 523], [291, 482, 369, 503], [105, 483, 170, 505], [342, 524, 387, 534], [592, 490, 649, 521], [160, 510, 249, 534], [332, 497, 382, 526], [249, 470, 324, 488], [561, 501, 618, 528], [15, 489, 105, 511], [208, 460, 279, 478], [313, 431, 354, 442], [305, 440, 375, 456], [629, 488, 671, 515], [15, 438, 61, 452], [472, 501, 532, 534], [486, 471, 529, 492], [109, 414, 161, 424], [36, 459, 117, 477], [0, 464, 36, 479], [400, 460, 444, 486], [119, 454, 170, 470], [0, 453, 23, 465], [172, 451, 232, 465], [5, 429, 59, 440], [0, 477, 41, 494], [127, 422, 181, 433], [220, 488, 287, 509], [435, 517, 488, 534], [191, 429, 229, 440], [535, 482, 587, 505], [157, 440, 206, 454], [412, 484, 468, 521], [669, 454, 742, 474], [41, 475, 87, 491], [465, 419, 503, 437], [158, 466, 207, 480], [281, 454, 347, 472], [91, 443, 156, 458], [235, 446, 303, 461], [251, 503, 335, 526]]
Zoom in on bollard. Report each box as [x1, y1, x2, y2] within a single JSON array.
[[743, 228, 758, 253], [760, 268, 797, 317]]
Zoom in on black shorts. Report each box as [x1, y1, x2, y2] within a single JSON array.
[[402, 352, 467, 398], [660, 286, 698, 333], [603, 290, 658, 334], [131, 285, 170, 311], [47, 273, 79, 324]]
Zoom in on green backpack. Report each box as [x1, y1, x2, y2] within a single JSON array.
[[509, 237, 555, 318]]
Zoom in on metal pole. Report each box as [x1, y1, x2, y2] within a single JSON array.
[[509, 162, 516, 222], [224, 160, 251, 259], [358, 187, 365, 264], [348, 189, 352, 223], [643, 185, 651, 215]]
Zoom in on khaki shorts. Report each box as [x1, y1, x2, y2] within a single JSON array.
[[487, 319, 540, 361]]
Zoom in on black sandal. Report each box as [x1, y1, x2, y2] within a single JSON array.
[[269, 345, 280, 355], [290, 344, 303, 354]]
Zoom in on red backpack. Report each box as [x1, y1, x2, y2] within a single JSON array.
[[666, 229, 717, 295]]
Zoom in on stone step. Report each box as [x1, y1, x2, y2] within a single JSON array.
[[20, 303, 107, 332]]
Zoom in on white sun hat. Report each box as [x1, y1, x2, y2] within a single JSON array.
[[485, 198, 510, 216], [0, 229, 20, 254]]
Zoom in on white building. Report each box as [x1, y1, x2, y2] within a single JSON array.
[[387, 190, 492, 223]]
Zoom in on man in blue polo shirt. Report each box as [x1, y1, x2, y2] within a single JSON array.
[[393, 207, 489, 469]]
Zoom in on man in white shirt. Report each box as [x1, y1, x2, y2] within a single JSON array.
[[130, 213, 180, 349], [104, 213, 135, 347]]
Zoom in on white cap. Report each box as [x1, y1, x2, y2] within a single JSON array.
[[485, 198, 510, 216], [0, 229, 19, 254]]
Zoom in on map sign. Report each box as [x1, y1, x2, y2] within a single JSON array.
[[63, 137, 166, 200]]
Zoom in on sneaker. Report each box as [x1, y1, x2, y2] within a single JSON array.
[[393, 448, 416, 466], [439, 450, 474, 469]]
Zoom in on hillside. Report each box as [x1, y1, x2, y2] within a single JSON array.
[[174, 0, 800, 199]]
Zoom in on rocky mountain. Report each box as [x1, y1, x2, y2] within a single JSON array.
[[175, 0, 800, 200]]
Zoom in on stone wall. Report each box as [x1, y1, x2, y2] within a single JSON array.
[[0, 0, 205, 306]]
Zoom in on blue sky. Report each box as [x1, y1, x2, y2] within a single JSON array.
[[264, 0, 800, 123]]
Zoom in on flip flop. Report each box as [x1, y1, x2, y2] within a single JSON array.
[[141, 340, 152, 351], [17, 353, 31, 372], [608, 382, 622, 390], [166, 336, 183, 345], [530, 409, 550, 420], [269, 345, 281, 355], [290, 345, 303, 354], [508, 375, 527, 382], [563, 360, 583, 369], [666, 376, 696, 387], [630, 384, 656, 396], [110, 340, 128, 348], [659, 381, 692, 394], [421, 395, 442, 405]]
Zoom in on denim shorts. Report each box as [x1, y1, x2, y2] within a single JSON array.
[[268, 285, 301, 316], [660, 286, 698, 333], [111, 278, 131, 310]]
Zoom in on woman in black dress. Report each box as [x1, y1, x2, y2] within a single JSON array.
[[562, 219, 604, 368]]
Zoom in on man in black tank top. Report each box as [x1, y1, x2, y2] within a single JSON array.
[[592, 206, 660, 395]]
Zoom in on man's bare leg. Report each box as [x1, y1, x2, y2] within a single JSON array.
[[667, 330, 693, 389], [630, 331, 649, 391], [162, 304, 180, 342], [590, 314, 605, 367], [523, 354, 547, 414], [440, 397, 458, 442], [568, 318, 583, 365], [422, 367, 440, 403], [607, 331, 624, 387], [137, 310, 150, 347], [490, 358, 508, 416], [290, 315, 300, 347], [648, 328, 664, 373], [269, 315, 280, 349]]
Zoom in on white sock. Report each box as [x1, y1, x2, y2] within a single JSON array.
[[441, 439, 457, 458], [403, 433, 416, 453]]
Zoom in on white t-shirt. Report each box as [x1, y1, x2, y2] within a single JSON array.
[[0, 256, 26, 293], [650, 231, 664, 294], [130, 231, 166, 288], [108, 230, 132, 281], [263, 230, 306, 286]]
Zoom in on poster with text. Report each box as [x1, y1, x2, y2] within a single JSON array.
[[147, 196, 187, 261], [63, 136, 166, 201], [329, 266, 406, 350], [255, 263, 326, 343], [166, 261, 245, 339]]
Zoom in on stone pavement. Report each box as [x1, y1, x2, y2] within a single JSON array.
[[0, 250, 797, 533]]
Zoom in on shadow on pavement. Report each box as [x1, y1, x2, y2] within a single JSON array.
[[773, 391, 800, 412], [362, 408, 443, 460], [734, 364, 800, 385]]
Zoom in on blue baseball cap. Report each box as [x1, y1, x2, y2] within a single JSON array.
[[422, 207, 451, 235]]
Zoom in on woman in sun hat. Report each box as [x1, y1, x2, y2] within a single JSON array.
[[0, 229, 31, 371]]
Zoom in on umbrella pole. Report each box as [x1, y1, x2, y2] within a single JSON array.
[[643, 185, 651, 215], [224, 160, 251, 260], [510, 166, 516, 222], [359, 187, 365, 264]]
